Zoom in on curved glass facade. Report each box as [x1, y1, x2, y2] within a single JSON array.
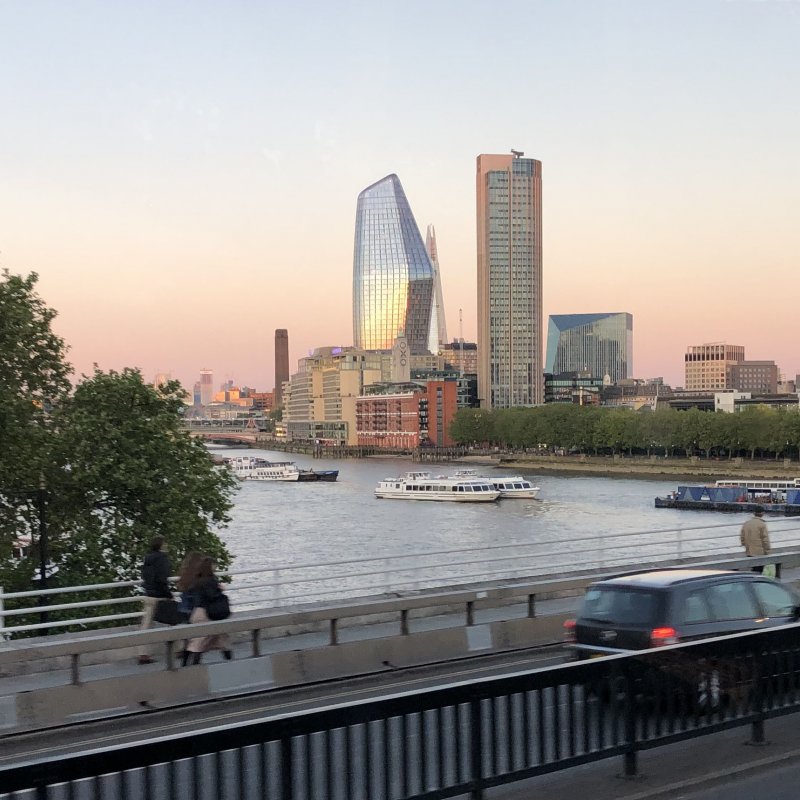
[[545, 312, 633, 383], [353, 174, 434, 353]]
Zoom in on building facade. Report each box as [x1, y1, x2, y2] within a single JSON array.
[[199, 369, 214, 406], [442, 340, 478, 375], [544, 372, 603, 405], [425, 224, 448, 350], [284, 347, 383, 445], [476, 152, 543, 409], [545, 313, 632, 383], [352, 174, 435, 354], [684, 344, 745, 391], [274, 329, 289, 408], [728, 360, 778, 394]]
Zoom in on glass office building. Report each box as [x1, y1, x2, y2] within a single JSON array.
[[477, 153, 543, 408], [545, 312, 633, 383], [353, 174, 435, 354]]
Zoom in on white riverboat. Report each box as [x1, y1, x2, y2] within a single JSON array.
[[247, 462, 301, 482], [225, 457, 300, 482], [374, 471, 501, 502], [455, 469, 540, 499]]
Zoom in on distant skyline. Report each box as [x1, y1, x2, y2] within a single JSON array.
[[1, 1, 798, 391]]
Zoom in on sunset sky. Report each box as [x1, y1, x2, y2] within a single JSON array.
[[1, 1, 798, 392]]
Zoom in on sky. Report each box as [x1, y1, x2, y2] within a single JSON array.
[[1, 0, 798, 391]]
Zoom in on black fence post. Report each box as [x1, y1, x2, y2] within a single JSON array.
[[470, 697, 483, 800], [35, 485, 49, 630], [748, 649, 768, 745], [622, 665, 639, 777]]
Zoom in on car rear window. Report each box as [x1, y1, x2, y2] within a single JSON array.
[[580, 587, 660, 625]]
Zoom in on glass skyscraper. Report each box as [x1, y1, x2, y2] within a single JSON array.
[[477, 153, 543, 408], [545, 312, 633, 383], [353, 174, 435, 354]]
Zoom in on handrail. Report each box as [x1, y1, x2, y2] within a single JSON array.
[[3, 518, 799, 634]]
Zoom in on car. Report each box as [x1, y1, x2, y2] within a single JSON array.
[[564, 568, 800, 659]]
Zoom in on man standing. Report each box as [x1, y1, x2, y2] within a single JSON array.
[[740, 509, 770, 573], [138, 536, 172, 664]]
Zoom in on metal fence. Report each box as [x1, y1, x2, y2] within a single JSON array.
[[3, 518, 800, 635], [3, 621, 800, 799]]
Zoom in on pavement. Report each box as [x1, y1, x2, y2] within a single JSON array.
[[492, 713, 800, 799]]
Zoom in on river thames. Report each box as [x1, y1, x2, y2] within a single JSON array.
[[210, 445, 792, 605]]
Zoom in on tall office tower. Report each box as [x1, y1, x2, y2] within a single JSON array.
[[684, 343, 745, 391], [199, 369, 214, 406], [152, 372, 170, 389], [545, 313, 633, 384], [274, 329, 289, 408], [425, 225, 448, 351], [476, 152, 543, 408], [353, 174, 434, 354]]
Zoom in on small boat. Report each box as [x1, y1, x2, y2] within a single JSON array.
[[455, 469, 540, 499], [375, 471, 500, 502], [297, 469, 339, 483]]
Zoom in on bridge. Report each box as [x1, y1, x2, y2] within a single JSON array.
[[4, 521, 800, 797]]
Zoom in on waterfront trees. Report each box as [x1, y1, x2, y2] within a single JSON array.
[[0, 271, 235, 607], [449, 404, 800, 461], [47, 368, 235, 588]]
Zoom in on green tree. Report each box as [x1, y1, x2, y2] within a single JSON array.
[[0, 271, 72, 589], [48, 368, 236, 587], [449, 408, 496, 444]]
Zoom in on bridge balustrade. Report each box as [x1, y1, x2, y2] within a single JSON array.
[[3, 622, 800, 799]]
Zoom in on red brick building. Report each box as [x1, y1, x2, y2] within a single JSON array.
[[356, 381, 458, 448]]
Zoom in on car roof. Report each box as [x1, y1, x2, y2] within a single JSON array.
[[595, 569, 745, 589]]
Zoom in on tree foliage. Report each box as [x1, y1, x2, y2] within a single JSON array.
[[0, 271, 236, 609], [449, 403, 800, 460]]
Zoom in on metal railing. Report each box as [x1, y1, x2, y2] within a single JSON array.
[[4, 621, 800, 799], [3, 518, 800, 635]]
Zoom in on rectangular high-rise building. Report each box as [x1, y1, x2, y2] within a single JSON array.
[[274, 329, 289, 408], [477, 152, 543, 408], [199, 369, 213, 406], [684, 343, 745, 391]]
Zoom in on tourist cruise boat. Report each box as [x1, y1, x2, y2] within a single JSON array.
[[455, 469, 540, 499], [374, 471, 501, 502], [246, 462, 301, 482]]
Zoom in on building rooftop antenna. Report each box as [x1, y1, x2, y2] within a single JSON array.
[[511, 149, 524, 158]]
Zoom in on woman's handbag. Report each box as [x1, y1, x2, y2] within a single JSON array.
[[153, 597, 182, 626], [205, 590, 231, 621]]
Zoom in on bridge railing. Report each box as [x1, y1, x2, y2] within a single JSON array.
[[4, 619, 800, 798], [2, 518, 800, 635]]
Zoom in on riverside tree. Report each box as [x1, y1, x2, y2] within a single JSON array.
[[0, 270, 236, 600]]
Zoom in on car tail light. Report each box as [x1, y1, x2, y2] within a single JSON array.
[[650, 626, 679, 646], [563, 619, 576, 643]]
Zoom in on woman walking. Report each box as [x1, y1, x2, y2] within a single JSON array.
[[182, 556, 232, 666]]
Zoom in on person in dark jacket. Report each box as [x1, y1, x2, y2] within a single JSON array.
[[138, 536, 173, 664], [183, 556, 232, 666]]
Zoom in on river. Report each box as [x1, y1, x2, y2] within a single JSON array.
[[210, 445, 787, 606]]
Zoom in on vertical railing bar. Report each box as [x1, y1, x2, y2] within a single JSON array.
[[326, 730, 335, 800], [260, 741, 269, 800], [168, 756, 177, 800], [305, 733, 314, 800], [192, 754, 201, 800], [553, 685, 561, 763], [523, 691, 532, 768], [214, 748, 223, 800], [567, 683, 576, 758], [537, 689, 546, 765], [454, 704, 464, 785], [469, 697, 483, 800], [401, 713, 410, 799], [237, 746, 246, 800], [384, 716, 393, 800], [435, 706, 444, 791], [143, 764, 153, 800], [344, 725, 353, 800], [281, 737, 293, 800], [419, 712, 428, 793]]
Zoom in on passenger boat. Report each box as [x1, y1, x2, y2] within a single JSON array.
[[374, 471, 501, 502], [224, 456, 338, 483], [247, 462, 301, 482], [455, 469, 540, 499]]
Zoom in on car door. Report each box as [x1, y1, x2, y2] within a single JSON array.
[[750, 580, 798, 627], [702, 579, 765, 636]]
